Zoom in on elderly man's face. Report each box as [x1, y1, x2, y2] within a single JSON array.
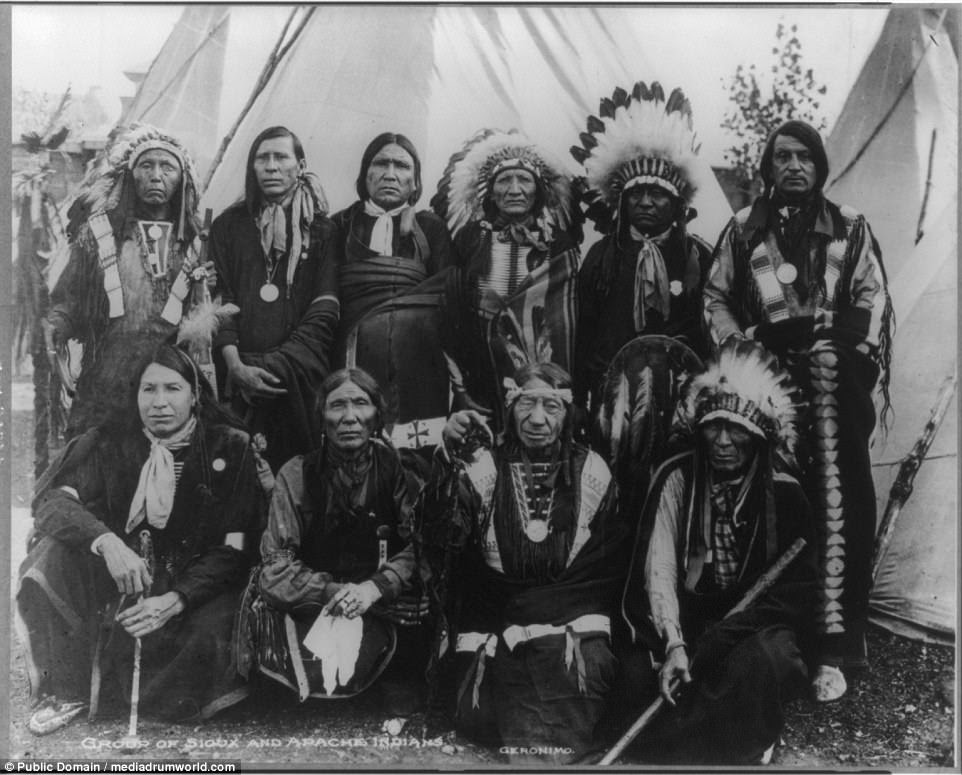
[[701, 419, 756, 476], [132, 150, 182, 210], [253, 136, 305, 203], [323, 380, 378, 454], [771, 134, 817, 198], [366, 143, 416, 209], [512, 378, 567, 450], [625, 184, 676, 236], [491, 168, 538, 220]]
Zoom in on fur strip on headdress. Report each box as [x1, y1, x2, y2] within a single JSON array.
[[66, 122, 200, 242], [431, 128, 576, 240], [571, 82, 702, 234], [677, 340, 803, 466]]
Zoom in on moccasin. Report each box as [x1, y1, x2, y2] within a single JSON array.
[[812, 664, 847, 702]]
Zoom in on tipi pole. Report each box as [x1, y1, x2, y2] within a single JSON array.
[[872, 371, 957, 581], [827, 8, 948, 190], [914, 129, 937, 245], [202, 6, 316, 192]]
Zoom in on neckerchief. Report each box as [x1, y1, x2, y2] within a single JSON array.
[[257, 174, 325, 289], [126, 416, 197, 533], [701, 456, 758, 547], [258, 200, 287, 263], [709, 477, 747, 527], [363, 200, 407, 256], [628, 224, 671, 333], [324, 440, 375, 516], [493, 216, 549, 252]]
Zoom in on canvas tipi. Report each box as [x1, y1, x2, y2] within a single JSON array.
[[825, 6, 958, 644], [199, 4, 733, 241]]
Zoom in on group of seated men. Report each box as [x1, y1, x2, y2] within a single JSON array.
[[18, 79, 893, 765]]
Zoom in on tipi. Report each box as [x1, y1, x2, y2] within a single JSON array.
[[198, 4, 733, 241], [825, 6, 958, 644]]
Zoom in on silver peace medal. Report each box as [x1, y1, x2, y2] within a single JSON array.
[[259, 283, 280, 303], [525, 520, 549, 543], [147, 224, 164, 240], [776, 263, 798, 284], [669, 280, 684, 297]]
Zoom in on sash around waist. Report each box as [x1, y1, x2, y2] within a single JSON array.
[[456, 614, 612, 654]]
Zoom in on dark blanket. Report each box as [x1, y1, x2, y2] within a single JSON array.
[[330, 201, 454, 340], [18, 422, 262, 719], [620, 451, 817, 764], [623, 451, 817, 654], [431, 445, 629, 761]]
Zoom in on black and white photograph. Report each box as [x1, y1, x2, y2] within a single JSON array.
[[3, 2, 958, 770]]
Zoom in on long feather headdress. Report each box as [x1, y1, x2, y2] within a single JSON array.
[[432, 128, 576, 240], [66, 122, 200, 242], [571, 82, 702, 234], [677, 340, 803, 465]]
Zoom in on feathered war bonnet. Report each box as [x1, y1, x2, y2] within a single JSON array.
[[677, 340, 804, 469], [571, 82, 702, 234], [66, 122, 200, 243], [431, 128, 577, 241]]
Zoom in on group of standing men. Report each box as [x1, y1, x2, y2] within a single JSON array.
[[20, 79, 893, 765]]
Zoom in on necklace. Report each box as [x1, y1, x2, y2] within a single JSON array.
[[513, 457, 557, 543], [135, 220, 173, 279], [260, 254, 282, 303]]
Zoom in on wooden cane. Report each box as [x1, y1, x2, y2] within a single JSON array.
[[126, 640, 142, 730], [121, 531, 154, 752], [598, 537, 807, 765]]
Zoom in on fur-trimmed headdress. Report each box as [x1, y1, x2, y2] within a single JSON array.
[[677, 340, 803, 467], [571, 82, 702, 234], [431, 128, 576, 240], [66, 122, 200, 243]]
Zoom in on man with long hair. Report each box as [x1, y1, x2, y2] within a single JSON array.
[[209, 125, 339, 472], [431, 362, 629, 765], [704, 120, 894, 701]]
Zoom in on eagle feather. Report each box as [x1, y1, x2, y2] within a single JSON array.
[[629, 365, 653, 460], [608, 369, 630, 463]]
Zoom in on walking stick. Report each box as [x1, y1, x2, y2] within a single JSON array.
[[121, 530, 155, 752], [599, 536, 807, 765]]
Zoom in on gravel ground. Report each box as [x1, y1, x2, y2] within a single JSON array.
[[5, 377, 957, 769], [5, 625, 955, 769]]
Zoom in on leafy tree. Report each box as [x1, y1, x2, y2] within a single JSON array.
[[720, 23, 829, 196], [13, 86, 109, 143]]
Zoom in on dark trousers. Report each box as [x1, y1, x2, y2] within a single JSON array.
[[630, 623, 808, 765]]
